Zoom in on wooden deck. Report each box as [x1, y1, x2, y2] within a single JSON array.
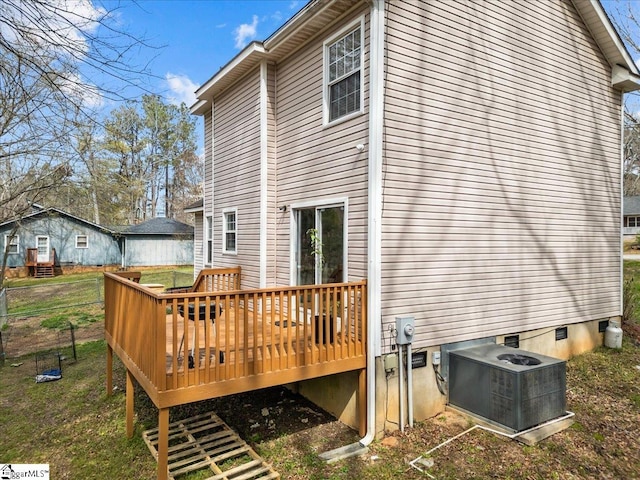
[[104, 267, 367, 480]]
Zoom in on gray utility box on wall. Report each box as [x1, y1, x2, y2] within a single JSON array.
[[449, 344, 566, 432]]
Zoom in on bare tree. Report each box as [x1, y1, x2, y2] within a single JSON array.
[[624, 112, 640, 196], [604, 2, 640, 194], [0, 0, 154, 286]]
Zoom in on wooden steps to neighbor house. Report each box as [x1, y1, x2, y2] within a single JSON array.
[[35, 265, 55, 278], [143, 411, 280, 480]]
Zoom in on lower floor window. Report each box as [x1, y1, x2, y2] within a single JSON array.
[[76, 235, 88, 248], [5, 234, 19, 254], [223, 209, 237, 254], [206, 216, 213, 264]]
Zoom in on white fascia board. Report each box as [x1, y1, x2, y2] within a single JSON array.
[[612, 65, 640, 92], [190, 99, 208, 115], [264, 0, 321, 49], [184, 206, 203, 213], [590, 0, 639, 74], [191, 42, 267, 115], [573, 0, 639, 75]]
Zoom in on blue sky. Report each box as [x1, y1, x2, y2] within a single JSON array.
[[109, 0, 302, 107]]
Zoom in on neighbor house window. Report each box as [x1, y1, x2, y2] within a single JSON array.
[[4, 235, 19, 254], [325, 20, 363, 123], [223, 209, 237, 254], [76, 235, 88, 248], [206, 215, 213, 264], [627, 216, 640, 227]]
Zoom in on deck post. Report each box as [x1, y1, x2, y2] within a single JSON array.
[[358, 368, 367, 437], [126, 369, 134, 438], [106, 344, 113, 396], [157, 408, 169, 480]]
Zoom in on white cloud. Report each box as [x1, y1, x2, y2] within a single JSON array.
[[234, 15, 259, 49], [216, 23, 227, 29], [289, 1, 299, 10], [165, 73, 199, 106], [58, 72, 103, 108]]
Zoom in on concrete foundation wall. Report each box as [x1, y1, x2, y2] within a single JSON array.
[[295, 318, 609, 436], [294, 370, 361, 429]]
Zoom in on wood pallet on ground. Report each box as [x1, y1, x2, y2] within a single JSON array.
[[143, 411, 280, 480]]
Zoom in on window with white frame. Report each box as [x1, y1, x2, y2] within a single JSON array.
[[76, 235, 88, 248], [325, 21, 363, 123], [206, 215, 213, 264], [223, 209, 237, 254], [4, 234, 19, 254], [627, 216, 640, 227]]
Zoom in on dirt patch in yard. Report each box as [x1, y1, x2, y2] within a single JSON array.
[[2, 311, 104, 359]]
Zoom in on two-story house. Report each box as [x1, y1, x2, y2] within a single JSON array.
[[190, 0, 639, 439]]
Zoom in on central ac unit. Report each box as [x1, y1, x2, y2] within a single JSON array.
[[448, 344, 566, 432]]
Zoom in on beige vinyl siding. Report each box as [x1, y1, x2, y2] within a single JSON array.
[[274, 7, 370, 285], [381, 0, 621, 348], [200, 111, 213, 273], [213, 69, 262, 288]]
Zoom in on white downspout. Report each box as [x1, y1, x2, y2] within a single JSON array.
[[407, 342, 413, 428], [361, 0, 385, 447], [398, 345, 405, 432], [620, 92, 625, 319]]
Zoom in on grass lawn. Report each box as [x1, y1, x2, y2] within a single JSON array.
[[1, 266, 639, 479]]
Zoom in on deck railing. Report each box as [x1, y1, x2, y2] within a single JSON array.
[[104, 269, 366, 408], [25, 247, 56, 266], [192, 266, 241, 292]]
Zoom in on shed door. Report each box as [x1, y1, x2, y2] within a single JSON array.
[[36, 236, 50, 263]]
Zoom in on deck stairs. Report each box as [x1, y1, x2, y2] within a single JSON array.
[[35, 265, 55, 278]]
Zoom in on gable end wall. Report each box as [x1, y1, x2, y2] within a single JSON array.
[[381, 0, 622, 348]]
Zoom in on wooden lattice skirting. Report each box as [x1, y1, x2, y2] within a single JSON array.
[[143, 411, 280, 480]]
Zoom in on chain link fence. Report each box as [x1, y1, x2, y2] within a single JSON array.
[[0, 288, 6, 364], [0, 269, 194, 362]]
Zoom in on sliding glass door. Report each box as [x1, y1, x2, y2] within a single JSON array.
[[295, 205, 344, 285]]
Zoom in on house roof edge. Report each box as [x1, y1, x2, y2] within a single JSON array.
[[573, 0, 640, 89], [191, 0, 357, 115]]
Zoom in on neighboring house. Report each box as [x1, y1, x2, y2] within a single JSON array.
[[1, 206, 195, 276], [190, 0, 639, 434], [0, 205, 121, 276], [623, 196, 640, 237], [118, 217, 194, 268]]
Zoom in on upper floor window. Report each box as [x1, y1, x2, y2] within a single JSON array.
[[223, 209, 237, 254], [627, 216, 640, 228], [76, 235, 88, 249], [4, 234, 19, 254], [325, 20, 363, 124]]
